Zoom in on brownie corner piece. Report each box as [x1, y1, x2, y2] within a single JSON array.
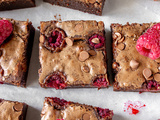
[[39, 20, 109, 89], [111, 22, 160, 92], [0, 98, 28, 120], [0, 18, 35, 87], [0, 0, 35, 11], [41, 97, 113, 120], [43, 0, 105, 15]]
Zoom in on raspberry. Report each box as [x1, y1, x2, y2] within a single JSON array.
[[46, 73, 67, 89], [0, 82, 3, 84], [93, 77, 108, 88], [51, 97, 68, 106], [0, 20, 13, 45], [147, 80, 158, 89], [136, 23, 160, 60], [97, 108, 111, 118], [89, 34, 105, 49]]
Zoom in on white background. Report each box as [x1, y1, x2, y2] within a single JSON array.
[[0, 0, 160, 120]]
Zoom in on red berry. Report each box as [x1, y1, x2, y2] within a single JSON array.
[[97, 108, 111, 118], [0, 20, 13, 45], [93, 77, 108, 88], [51, 97, 68, 106], [136, 23, 160, 60]]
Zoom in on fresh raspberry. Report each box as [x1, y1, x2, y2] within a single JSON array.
[[136, 23, 160, 60], [97, 108, 111, 118], [89, 34, 105, 49], [46, 73, 67, 89], [93, 77, 108, 88], [0, 20, 13, 45], [51, 97, 68, 106]]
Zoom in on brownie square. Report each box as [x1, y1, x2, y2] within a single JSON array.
[[39, 20, 109, 89], [43, 0, 105, 15], [0, 18, 35, 87], [0, 99, 28, 120], [41, 97, 113, 120], [0, 0, 35, 11], [111, 23, 160, 92]]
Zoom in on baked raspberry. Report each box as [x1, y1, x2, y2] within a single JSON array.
[[45, 72, 67, 89], [51, 97, 68, 106], [0, 82, 3, 84], [136, 23, 160, 60], [147, 80, 159, 89], [89, 34, 105, 49], [97, 108, 111, 118], [0, 20, 13, 45], [93, 77, 108, 88]]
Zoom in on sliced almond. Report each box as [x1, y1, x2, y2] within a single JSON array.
[[65, 37, 74, 46], [143, 68, 152, 79], [79, 51, 89, 62], [147, 76, 153, 81], [115, 32, 122, 40], [91, 38, 100, 44], [130, 60, 139, 70], [88, 50, 96, 56], [118, 37, 124, 43], [117, 43, 125, 50], [154, 73, 160, 82], [39, 35, 45, 43], [13, 104, 23, 112]]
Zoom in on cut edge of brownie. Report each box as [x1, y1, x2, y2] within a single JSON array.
[[41, 97, 113, 120], [43, 0, 105, 15]]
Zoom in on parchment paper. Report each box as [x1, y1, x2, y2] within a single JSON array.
[[0, 0, 160, 119]]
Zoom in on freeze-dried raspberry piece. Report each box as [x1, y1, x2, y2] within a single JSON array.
[[0, 20, 13, 45], [136, 23, 160, 60]]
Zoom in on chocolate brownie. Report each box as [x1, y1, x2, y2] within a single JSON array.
[[43, 0, 105, 15], [0, 99, 28, 120], [39, 20, 109, 89], [0, 0, 35, 11], [41, 97, 113, 120], [0, 18, 35, 87], [111, 22, 160, 92]]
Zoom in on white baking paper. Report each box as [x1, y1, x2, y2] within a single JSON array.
[[0, 0, 160, 120]]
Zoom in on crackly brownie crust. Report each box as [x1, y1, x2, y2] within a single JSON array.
[[111, 22, 160, 92], [43, 0, 105, 15], [0, 99, 28, 120], [0, 0, 35, 11], [0, 18, 35, 87], [41, 97, 113, 120], [39, 20, 109, 89]]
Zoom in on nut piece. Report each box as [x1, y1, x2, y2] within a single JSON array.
[[65, 37, 74, 46], [130, 60, 139, 69], [143, 68, 152, 79], [13, 104, 23, 112], [79, 51, 89, 62], [117, 43, 125, 50], [82, 66, 90, 73], [82, 113, 90, 120], [154, 73, 160, 82], [39, 35, 45, 43], [118, 37, 125, 43], [115, 32, 122, 40], [91, 38, 100, 44], [88, 50, 96, 56]]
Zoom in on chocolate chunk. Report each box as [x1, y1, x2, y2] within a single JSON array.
[[82, 113, 90, 120], [154, 73, 160, 81], [88, 50, 96, 56], [143, 68, 152, 79], [65, 37, 74, 46], [79, 51, 89, 62], [91, 38, 100, 44], [13, 103, 23, 112], [130, 60, 139, 70]]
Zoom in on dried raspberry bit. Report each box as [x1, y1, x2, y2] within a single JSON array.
[[93, 76, 108, 88], [89, 34, 105, 49], [97, 108, 112, 118], [44, 29, 66, 52], [0, 20, 13, 45], [136, 23, 160, 60], [45, 72, 67, 89], [124, 100, 146, 115], [51, 97, 68, 106]]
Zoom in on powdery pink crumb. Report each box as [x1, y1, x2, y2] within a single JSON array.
[[123, 100, 146, 115]]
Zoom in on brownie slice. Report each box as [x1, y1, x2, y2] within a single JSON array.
[[0, 99, 28, 120], [41, 97, 113, 120], [0, 18, 35, 87], [0, 0, 35, 11], [39, 20, 109, 89], [43, 0, 105, 15], [111, 22, 160, 92]]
